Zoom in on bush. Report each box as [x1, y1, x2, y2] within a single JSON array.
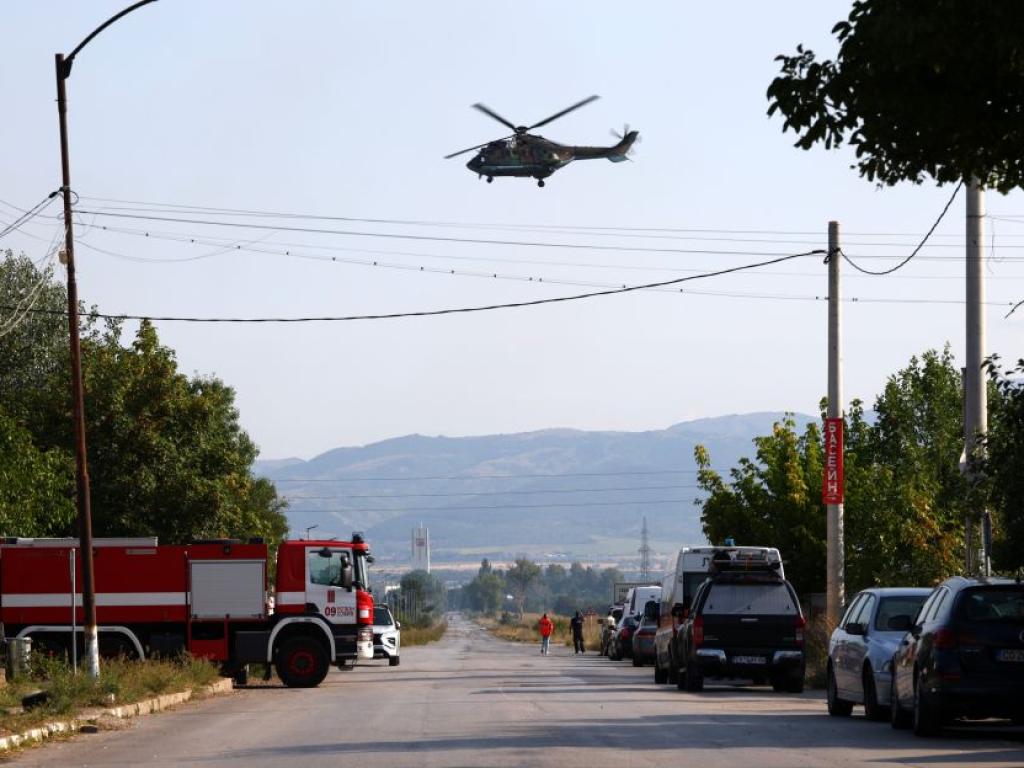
[[803, 616, 836, 689]]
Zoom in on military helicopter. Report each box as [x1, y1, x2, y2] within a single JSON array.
[[444, 95, 639, 187]]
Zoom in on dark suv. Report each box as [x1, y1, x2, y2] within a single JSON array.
[[676, 560, 805, 693], [890, 576, 1024, 736]]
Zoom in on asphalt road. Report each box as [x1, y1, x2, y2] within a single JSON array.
[[16, 614, 1024, 767]]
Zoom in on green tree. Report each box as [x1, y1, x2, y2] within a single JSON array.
[[0, 251, 99, 425], [695, 349, 975, 599], [0, 252, 287, 548], [695, 416, 825, 597], [767, 1, 1024, 191], [506, 557, 541, 618], [984, 357, 1024, 570], [398, 569, 445, 625], [0, 407, 74, 536]]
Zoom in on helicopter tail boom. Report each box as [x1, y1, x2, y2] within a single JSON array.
[[571, 130, 639, 162]]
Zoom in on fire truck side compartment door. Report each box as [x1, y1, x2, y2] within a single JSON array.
[[190, 560, 266, 619]]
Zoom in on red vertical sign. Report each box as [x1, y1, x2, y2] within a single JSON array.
[[822, 418, 844, 504]]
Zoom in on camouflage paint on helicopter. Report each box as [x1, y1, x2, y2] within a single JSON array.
[[445, 95, 639, 187]]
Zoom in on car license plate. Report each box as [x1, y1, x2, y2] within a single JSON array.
[[733, 655, 766, 665], [996, 649, 1024, 662]]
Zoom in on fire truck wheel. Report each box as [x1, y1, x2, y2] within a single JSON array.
[[389, 655, 400, 667], [275, 636, 330, 688]]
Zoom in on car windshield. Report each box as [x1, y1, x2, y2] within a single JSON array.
[[875, 595, 927, 631], [373, 606, 393, 625], [959, 587, 1024, 622], [702, 583, 797, 616]]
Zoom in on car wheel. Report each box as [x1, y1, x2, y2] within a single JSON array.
[[683, 661, 704, 692], [275, 636, 330, 688], [389, 655, 400, 667], [863, 667, 887, 721], [827, 665, 854, 717], [654, 662, 668, 684], [632, 654, 643, 667], [890, 670, 912, 729], [786, 674, 804, 694], [913, 669, 943, 737]]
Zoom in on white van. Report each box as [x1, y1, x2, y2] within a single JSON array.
[[625, 585, 662, 618]]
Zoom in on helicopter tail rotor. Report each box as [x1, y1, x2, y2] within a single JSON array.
[[609, 125, 640, 161]]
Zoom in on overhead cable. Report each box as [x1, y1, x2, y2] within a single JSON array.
[[8, 248, 825, 323], [76, 193, 991, 240], [839, 182, 964, 275], [0, 191, 60, 240]]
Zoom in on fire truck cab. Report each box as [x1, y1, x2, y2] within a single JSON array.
[[0, 534, 375, 688]]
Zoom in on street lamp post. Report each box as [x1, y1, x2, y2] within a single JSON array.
[[55, 0, 158, 678]]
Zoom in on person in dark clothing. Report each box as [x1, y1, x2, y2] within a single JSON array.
[[570, 611, 585, 654]]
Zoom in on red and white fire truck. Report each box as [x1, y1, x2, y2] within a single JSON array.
[[0, 534, 375, 687]]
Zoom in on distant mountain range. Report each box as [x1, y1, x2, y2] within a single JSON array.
[[254, 412, 816, 568]]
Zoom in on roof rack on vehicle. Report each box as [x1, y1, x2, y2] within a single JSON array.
[[707, 547, 783, 576]]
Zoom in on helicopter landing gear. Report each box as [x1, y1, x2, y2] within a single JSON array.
[[537, 179, 546, 188], [486, 176, 493, 183]]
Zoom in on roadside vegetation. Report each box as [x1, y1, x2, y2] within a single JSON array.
[[0, 251, 287, 548], [457, 558, 623, 617], [401, 620, 448, 647], [695, 348, 1024, 598], [0, 654, 219, 737], [478, 612, 602, 652]]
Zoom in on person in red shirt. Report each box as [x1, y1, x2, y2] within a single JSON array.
[[538, 613, 554, 655]]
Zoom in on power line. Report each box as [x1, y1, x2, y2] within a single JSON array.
[[0, 192, 59, 240], [68, 219, 1024, 278], [6, 248, 825, 323], [76, 192, 1003, 240], [839, 181, 963, 275], [73, 208, 844, 257], [281, 483, 700, 500]]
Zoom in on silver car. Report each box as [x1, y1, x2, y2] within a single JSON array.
[[372, 605, 401, 666], [826, 587, 930, 720]]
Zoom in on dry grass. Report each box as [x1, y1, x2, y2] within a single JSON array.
[[0, 654, 220, 737], [479, 612, 603, 651], [402, 620, 448, 646]]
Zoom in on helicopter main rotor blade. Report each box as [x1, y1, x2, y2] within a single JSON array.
[[528, 94, 600, 131], [472, 103, 519, 132], [444, 134, 515, 159]]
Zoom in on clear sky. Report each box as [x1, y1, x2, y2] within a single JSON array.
[[3, 1, 1021, 460]]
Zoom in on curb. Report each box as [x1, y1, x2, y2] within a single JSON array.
[[0, 677, 234, 751]]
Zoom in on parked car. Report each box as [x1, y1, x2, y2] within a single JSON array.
[[372, 605, 401, 666], [632, 602, 658, 666], [609, 614, 638, 660], [655, 546, 784, 686], [676, 550, 805, 692], [890, 576, 1024, 736], [827, 587, 930, 720]]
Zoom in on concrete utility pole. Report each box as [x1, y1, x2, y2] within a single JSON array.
[[826, 221, 845, 625], [963, 179, 988, 576], [54, 0, 159, 679]]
